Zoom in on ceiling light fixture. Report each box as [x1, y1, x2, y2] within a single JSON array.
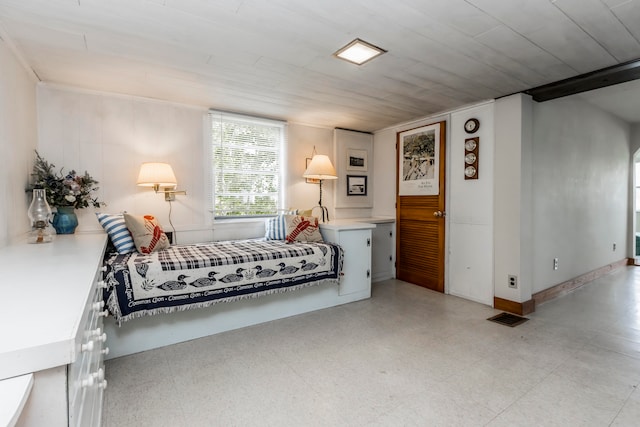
[[334, 38, 386, 65]]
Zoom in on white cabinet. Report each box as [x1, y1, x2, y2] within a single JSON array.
[[17, 260, 108, 427], [370, 221, 395, 282], [68, 267, 109, 427], [320, 222, 374, 300], [0, 234, 108, 427]]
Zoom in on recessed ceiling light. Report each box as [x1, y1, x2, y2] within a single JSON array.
[[334, 38, 386, 65]]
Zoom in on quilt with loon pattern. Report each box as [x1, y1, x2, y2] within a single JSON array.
[[104, 239, 343, 324]]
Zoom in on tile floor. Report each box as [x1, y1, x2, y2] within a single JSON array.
[[103, 266, 640, 426]]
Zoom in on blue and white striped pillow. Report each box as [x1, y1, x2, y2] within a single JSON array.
[[265, 214, 288, 240], [96, 212, 136, 254]]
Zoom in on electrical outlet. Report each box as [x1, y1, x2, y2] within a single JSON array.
[[553, 258, 558, 270], [508, 275, 517, 289]]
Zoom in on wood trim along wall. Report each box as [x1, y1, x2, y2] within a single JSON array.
[[532, 258, 631, 307], [494, 258, 633, 317], [493, 297, 535, 316]]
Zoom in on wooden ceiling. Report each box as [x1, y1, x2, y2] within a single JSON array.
[[1, 0, 639, 131]]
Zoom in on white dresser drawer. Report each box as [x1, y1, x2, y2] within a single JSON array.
[[68, 266, 108, 427]]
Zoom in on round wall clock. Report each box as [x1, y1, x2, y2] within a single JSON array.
[[464, 118, 480, 134], [464, 166, 477, 178], [464, 139, 477, 151]]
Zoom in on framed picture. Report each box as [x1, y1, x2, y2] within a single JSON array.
[[305, 158, 320, 184], [346, 149, 367, 171], [397, 122, 441, 196], [347, 175, 367, 196]]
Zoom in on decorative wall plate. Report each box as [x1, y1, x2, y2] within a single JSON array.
[[464, 153, 476, 164], [464, 137, 479, 180]]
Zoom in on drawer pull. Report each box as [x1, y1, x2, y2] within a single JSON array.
[[101, 347, 110, 356], [90, 328, 102, 337], [81, 341, 94, 353], [96, 333, 107, 343], [100, 266, 107, 272], [97, 281, 107, 289], [92, 368, 105, 382], [92, 301, 105, 311], [81, 376, 94, 388], [98, 310, 109, 318], [82, 369, 106, 389]]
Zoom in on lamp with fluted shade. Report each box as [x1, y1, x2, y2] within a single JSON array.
[[303, 154, 337, 222], [137, 162, 187, 201]]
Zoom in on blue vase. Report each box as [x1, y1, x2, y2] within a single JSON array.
[[52, 206, 78, 234]]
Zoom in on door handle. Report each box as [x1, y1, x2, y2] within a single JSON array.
[[433, 211, 446, 217]]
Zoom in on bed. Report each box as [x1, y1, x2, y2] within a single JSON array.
[[103, 239, 343, 325], [101, 222, 375, 359]]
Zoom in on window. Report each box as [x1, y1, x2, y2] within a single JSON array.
[[210, 111, 286, 217]]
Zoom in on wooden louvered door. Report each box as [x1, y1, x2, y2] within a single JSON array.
[[396, 121, 446, 292]]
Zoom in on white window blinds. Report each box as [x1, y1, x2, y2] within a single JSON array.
[[210, 111, 286, 217]]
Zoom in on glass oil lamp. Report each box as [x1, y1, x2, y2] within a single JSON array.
[[27, 188, 54, 243]]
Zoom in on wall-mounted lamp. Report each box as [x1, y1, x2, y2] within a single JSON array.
[[303, 150, 337, 222], [137, 162, 187, 201]]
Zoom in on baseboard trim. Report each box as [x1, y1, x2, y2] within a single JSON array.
[[493, 297, 535, 316], [532, 258, 630, 307]]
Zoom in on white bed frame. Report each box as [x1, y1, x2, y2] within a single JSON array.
[[104, 222, 375, 359]]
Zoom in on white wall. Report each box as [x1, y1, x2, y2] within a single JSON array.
[[630, 123, 640, 155], [632, 124, 640, 257], [0, 38, 38, 247], [371, 127, 399, 219], [333, 129, 373, 220], [531, 96, 630, 293], [448, 103, 495, 305], [35, 85, 334, 243], [493, 94, 534, 304], [286, 123, 336, 215]]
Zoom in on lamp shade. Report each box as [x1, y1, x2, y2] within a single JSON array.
[[137, 162, 177, 187], [303, 154, 338, 180]]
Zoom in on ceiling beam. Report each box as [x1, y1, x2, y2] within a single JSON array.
[[524, 58, 640, 102]]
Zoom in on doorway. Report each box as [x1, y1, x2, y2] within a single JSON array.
[[395, 121, 447, 292]]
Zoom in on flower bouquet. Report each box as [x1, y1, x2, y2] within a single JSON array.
[[29, 151, 104, 209], [28, 151, 105, 234]]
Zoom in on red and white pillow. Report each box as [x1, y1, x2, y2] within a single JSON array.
[[123, 213, 170, 254], [284, 215, 323, 243]]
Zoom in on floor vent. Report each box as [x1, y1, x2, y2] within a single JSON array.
[[487, 312, 529, 327]]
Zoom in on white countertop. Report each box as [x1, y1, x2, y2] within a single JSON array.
[[0, 373, 33, 427], [0, 233, 108, 380], [319, 220, 377, 230], [319, 217, 394, 230]]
